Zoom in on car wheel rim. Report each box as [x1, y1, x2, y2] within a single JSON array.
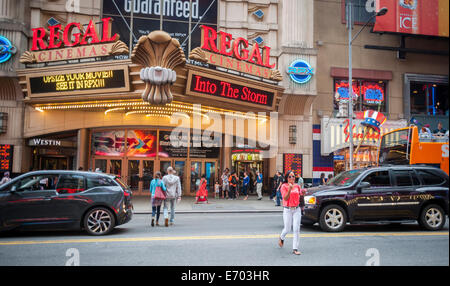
[[425, 208, 442, 227], [325, 209, 344, 229], [87, 210, 112, 234]]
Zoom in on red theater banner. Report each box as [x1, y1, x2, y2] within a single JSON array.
[[374, 0, 449, 37]]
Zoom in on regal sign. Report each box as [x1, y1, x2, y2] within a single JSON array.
[[189, 26, 282, 82], [20, 17, 129, 64]]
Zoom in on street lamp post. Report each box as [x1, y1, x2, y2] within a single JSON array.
[[346, 1, 388, 170]]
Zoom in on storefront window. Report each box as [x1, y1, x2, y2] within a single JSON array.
[[410, 82, 449, 116], [92, 130, 126, 156], [127, 130, 157, 157], [334, 79, 387, 112]]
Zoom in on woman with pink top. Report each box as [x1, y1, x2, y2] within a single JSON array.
[[278, 170, 306, 255]]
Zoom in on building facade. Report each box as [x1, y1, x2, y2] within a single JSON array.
[[10, 0, 318, 196], [312, 0, 449, 181]]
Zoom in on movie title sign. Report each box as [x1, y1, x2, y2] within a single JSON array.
[[187, 71, 275, 108], [189, 26, 282, 82], [20, 17, 128, 64], [27, 66, 129, 97]]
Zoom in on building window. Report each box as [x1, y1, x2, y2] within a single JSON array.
[[0, 113, 7, 133], [289, 125, 297, 144], [410, 82, 449, 116], [334, 79, 387, 112]]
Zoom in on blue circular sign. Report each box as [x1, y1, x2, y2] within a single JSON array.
[[287, 59, 314, 84], [0, 36, 16, 64]]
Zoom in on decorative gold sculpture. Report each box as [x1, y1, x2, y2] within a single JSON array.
[[131, 31, 186, 105], [188, 47, 207, 63], [19, 51, 37, 64]]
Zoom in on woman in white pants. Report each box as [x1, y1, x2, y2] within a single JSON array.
[[278, 170, 305, 255]]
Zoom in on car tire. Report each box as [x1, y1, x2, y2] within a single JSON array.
[[419, 204, 446, 231], [84, 207, 116, 236], [319, 204, 347, 232]]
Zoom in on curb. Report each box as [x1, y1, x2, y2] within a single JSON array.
[[132, 210, 283, 214]]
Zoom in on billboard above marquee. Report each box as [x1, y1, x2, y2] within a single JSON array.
[[373, 0, 449, 37]]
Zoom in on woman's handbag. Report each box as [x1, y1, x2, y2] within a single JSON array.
[[154, 185, 166, 200]]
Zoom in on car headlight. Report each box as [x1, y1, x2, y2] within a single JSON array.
[[304, 196, 316, 205]]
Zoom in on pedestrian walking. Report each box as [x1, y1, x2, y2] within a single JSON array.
[[254, 170, 263, 200], [214, 180, 220, 199], [229, 171, 238, 200], [327, 173, 333, 183], [0, 171, 11, 185], [162, 167, 182, 226], [296, 173, 304, 189], [275, 171, 283, 206], [195, 174, 208, 204], [150, 172, 167, 227], [278, 170, 306, 255], [320, 173, 326, 185], [242, 172, 249, 200], [270, 172, 277, 201], [221, 169, 230, 199]]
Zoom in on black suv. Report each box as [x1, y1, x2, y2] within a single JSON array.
[[0, 171, 133, 235], [301, 166, 449, 232]]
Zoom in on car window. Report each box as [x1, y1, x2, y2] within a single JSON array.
[[12, 174, 59, 192], [410, 171, 420, 185], [417, 170, 446, 186], [392, 170, 416, 186], [361, 171, 391, 187], [86, 176, 116, 189], [56, 174, 86, 194]]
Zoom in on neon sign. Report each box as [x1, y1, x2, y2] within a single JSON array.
[[188, 73, 274, 107], [0, 144, 13, 171], [200, 25, 275, 69], [335, 81, 360, 101], [287, 60, 314, 84], [0, 36, 16, 64], [31, 17, 117, 51], [362, 83, 385, 104], [191, 26, 281, 81]]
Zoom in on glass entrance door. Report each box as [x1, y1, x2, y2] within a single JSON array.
[[205, 162, 216, 192], [160, 160, 172, 177], [190, 161, 202, 194], [40, 156, 70, 170], [92, 158, 123, 177], [142, 160, 154, 194], [127, 160, 140, 193], [109, 160, 122, 176], [174, 161, 186, 194]]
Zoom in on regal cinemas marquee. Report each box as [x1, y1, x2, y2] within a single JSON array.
[[17, 20, 284, 196]]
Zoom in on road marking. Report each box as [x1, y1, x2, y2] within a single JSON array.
[[0, 232, 448, 246]]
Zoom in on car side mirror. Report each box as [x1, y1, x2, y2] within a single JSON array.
[[10, 185, 17, 193], [357, 182, 371, 193]]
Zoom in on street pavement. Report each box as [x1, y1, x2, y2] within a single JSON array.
[[0, 195, 448, 267], [132, 194, 283, 213]]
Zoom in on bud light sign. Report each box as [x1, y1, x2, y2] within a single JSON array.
[[287, 59, 314, 84]]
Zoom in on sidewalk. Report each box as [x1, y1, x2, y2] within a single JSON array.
[[131, 194, 283, 214]]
